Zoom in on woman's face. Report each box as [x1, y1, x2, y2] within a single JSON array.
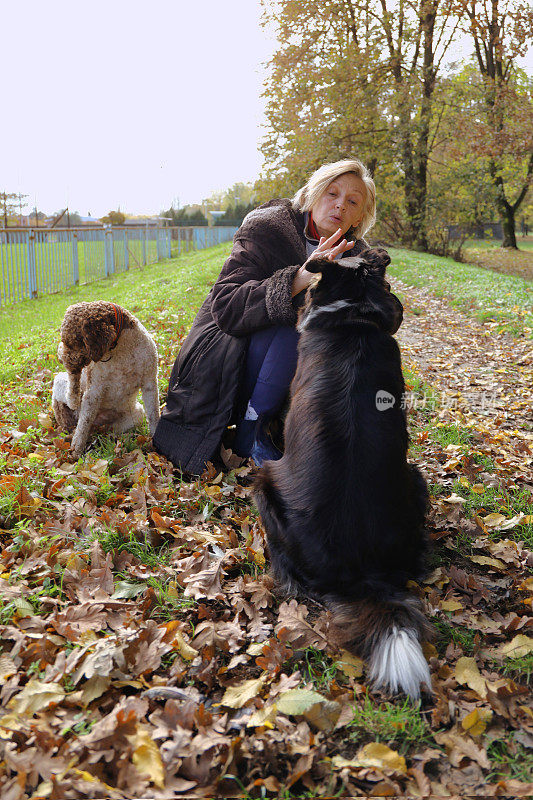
[[311, 173, 367, 239]]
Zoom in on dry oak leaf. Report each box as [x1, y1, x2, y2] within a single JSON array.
[[275, 599, 328, 651], [500, 635, 533, 659], [128, 727, 165, 790], [461, 707, 493, 737], [455, 656, 488, 699], [337, 650, 364, 679], [7, 679, 65, 715], [333, 742, 407, 774], [182, 558, 225, 601], [434, 726, 491, 769], [220, 675, 267, 709]]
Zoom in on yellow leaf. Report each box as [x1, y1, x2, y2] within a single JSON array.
[[246, 642, 266, 656], [455, 657, 487, 699], [8, 680, 65, 715], [81, 676, 111, 706], [471, 484, 485, 494], [71, 769, 116, 793], [440, 598, 464, 612], [518, 577, 533, 592], [423, 642, 438, 660], [204, 485, 222, 497], [337, 650, 364, 679], [355, 742, 407, 774], [38, 413, 53, 430], [90, 458, 109, 477], [220, 676, 266, 709], [501, 635, 533, 659], [481, 513, 507, 529], [442, 493, 467, 504], [247, 703, 278, 728], [0, 655, 16, 681], [130, 729, 165, 789], [469, 555, 505, 570], [275, 688, 326, 716], [461, 708, 492, 736], [173, 631, 198, 662]]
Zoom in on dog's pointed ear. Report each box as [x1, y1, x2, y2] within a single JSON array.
[[361, 247, 391, 276], [81, 315, 115, 363]]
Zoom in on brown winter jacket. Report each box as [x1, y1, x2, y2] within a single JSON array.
[[152, 198, 403, 474]]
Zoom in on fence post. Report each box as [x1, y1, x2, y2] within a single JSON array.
[[104, 228, 114, 276], [72, 230, 79, 285], [26, 230, 37, 298], [142, 227, 147, 266], [156, 228, 161, 261], [123, 230, 129, 270]]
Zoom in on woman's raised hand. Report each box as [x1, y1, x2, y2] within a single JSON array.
[[291, 228, 355, 297]]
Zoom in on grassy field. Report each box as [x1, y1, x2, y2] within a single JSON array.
[[0, 243, 229, 385], [388, 247, 533, 337], [0, 242, 531, 796]]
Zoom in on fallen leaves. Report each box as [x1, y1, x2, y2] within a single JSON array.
[[0, 278, 531, 798]]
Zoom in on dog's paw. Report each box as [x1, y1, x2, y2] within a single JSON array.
[[70, 434, 85, 458]]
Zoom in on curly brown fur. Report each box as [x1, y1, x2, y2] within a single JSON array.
[[59, 301, 135, 375], [52, 302, 159, 456], [52, 400, 78, 432]]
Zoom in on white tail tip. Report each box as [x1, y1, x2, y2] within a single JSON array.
[[369, 626, 431, 699]]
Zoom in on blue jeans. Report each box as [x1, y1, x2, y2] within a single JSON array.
[[240, 326, 300, 419]]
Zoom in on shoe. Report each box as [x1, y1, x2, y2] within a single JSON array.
[[250, 418, 283, 466], [232, 418, 258, 458]]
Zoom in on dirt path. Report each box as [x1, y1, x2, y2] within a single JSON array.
[[391, 277, 533, 434]]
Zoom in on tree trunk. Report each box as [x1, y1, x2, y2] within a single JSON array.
[[501, 206, 517, 248]]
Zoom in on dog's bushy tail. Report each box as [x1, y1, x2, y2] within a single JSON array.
[[329, 594, 432, 699]]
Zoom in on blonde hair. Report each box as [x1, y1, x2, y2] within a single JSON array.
[[293, 159, 376, 239]]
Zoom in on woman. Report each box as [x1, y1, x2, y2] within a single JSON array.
[[153, 159, 403, 474]]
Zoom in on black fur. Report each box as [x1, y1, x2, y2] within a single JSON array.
[[254, 248, 432, 695]]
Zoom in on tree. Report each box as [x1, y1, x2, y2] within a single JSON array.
[[259, 0, 459, 250], [101, 210, 126, 226], [1, 192, 27, 227], [161, 205, 208, 226], [429, 62, 532, 248], [451, 0, 533, 248]]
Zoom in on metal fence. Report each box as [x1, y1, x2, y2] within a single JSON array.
[[170, 226, 238, 254], [0, 225, 237, 306]]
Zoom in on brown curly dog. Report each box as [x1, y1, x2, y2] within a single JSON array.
[[52, 301, 159, 456]]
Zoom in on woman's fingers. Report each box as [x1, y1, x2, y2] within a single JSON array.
[[326, 239, 355, 260], [315, 228, 341, 253]]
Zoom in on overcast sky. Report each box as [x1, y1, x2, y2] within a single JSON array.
[[3, 0, 274, 217], [3, 1, 531, 218]]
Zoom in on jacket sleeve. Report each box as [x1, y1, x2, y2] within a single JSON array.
[[210, 238, 301, 336]]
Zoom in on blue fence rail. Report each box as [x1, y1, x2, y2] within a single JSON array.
[[0, 225, 237, 306]]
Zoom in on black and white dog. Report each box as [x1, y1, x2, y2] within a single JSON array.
[[254, 248, 432, 698]]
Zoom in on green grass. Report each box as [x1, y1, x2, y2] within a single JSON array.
[[487, 736, 533, 782], [300, 646, 341, 691], [388, 247, 533, 337], [0, 242, 232, 384], [0, 238, 160, 300], [348, 695, 434, 754], [434, 620, 478, 656], [462, 237, 533, 253]]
